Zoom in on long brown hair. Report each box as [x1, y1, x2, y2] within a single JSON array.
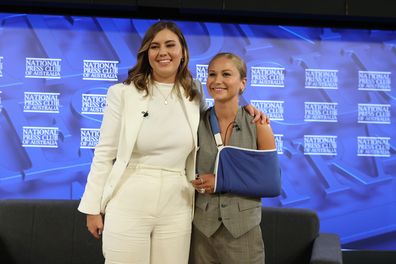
[[124, 21, 197, 101]]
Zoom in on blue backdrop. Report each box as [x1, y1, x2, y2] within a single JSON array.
[[0, 13, 395, 250]]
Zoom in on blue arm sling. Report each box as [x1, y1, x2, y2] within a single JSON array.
[[210, 107, 281, 197]]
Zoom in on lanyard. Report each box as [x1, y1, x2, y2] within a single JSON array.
[[209, 107, 224, 147]]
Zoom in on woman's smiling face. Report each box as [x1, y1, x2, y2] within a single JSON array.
[[148, 28, 183, 83], [206, 56, 246, 103]]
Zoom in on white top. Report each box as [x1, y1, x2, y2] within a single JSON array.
[[130, 81, 194, 170]]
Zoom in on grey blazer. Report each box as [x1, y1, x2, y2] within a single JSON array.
[[193, 108, 262, 239]]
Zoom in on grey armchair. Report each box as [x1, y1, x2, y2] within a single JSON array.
[[260, 206, 343, 264], [0, 199, 104, 264]]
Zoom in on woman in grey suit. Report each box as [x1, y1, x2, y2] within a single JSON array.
[[191, 53, 276, 264]]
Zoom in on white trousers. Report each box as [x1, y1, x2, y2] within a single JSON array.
[[103, 164, 194, 264]]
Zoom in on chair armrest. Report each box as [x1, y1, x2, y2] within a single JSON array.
[[310, 233, 343, 264]]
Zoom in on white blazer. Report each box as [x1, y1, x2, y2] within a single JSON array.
[[78, 81, 202, 214]]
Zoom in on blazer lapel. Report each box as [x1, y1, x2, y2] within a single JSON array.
[[123, 87, 149, 155], [181, 94, 200, 146]]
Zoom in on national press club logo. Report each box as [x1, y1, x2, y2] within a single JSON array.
[[83, 60, 119, 81], [305, 69, 338, 89], [24, 92, 60, 113], [205, 98, 214, 108], [25, 58, 61, 79], [250, 67, 285, 87], [81, 94, 107, 114], [80, 128, 100, 149], [274, 134, 283, 154], [196, 64, 208, 85], [304, 135, 337, 155], [250, 100, 284, 120], [0, 56, 3, 77], [22, 126, 59, 148], [304, 102, 338, 122], [358, 71, 391, 91], [357, 136, 390, 157], [358, 103, 391, 124]]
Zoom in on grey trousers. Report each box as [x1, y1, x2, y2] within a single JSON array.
[[189, 224, 265, 264]]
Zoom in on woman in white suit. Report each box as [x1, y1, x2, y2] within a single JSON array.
[[78, 21, 266, 264]]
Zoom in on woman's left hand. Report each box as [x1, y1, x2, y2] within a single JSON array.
[[191, 173, 215, 194], [243, 104, 270, 125]]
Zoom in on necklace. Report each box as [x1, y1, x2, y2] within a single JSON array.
[[221, 121, 237, 145], [155, 86, 173, 105]]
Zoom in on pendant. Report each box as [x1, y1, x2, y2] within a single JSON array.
[[164, 100, 168, 105]]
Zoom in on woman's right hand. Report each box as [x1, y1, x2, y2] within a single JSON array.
[[87, 214, 104, 239], [191, 173, 215, 194]]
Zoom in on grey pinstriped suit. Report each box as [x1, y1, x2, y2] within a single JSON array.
[[191, 108, 265, 264]]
